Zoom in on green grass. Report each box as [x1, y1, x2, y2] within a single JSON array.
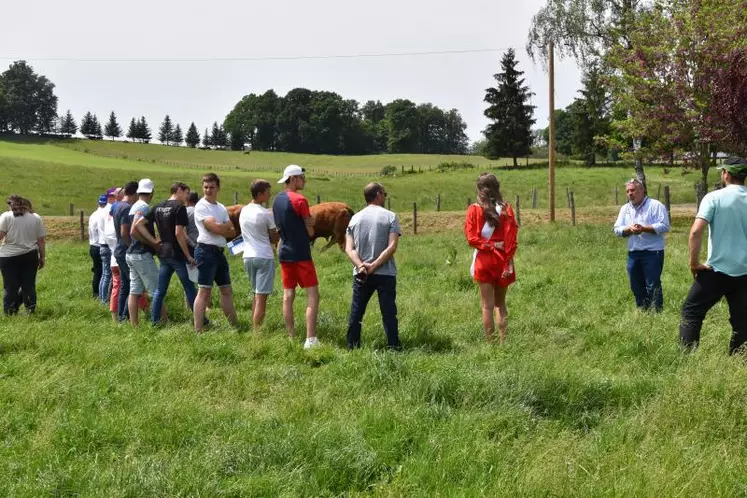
[[0, 139, 707, 216], [2, 217, 747, 495]]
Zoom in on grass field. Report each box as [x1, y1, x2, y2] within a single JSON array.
[[3, 216, 747, 495], [1, 137, 744, 495], [0, 138, 708, 216]]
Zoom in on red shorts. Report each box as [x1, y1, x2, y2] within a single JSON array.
[[472, 251, 516, 288], [280, 260, 319, 289]]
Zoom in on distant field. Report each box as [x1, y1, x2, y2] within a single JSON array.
[[0, 139, 707, 217]]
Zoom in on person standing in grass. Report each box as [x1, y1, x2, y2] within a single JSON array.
[[127, 178, 164, 326], [0, 195, 46, 315], [273, 165, 320, 349], [112, 181, 139, 322], [464, 173, 518, 344], [148, 182, 198, 325], [193, 173, 239, 332], [345, 182, 401, 350], [613, 178, 670, 312], [185, 191, 199, 253], [680, 157, 747, 354], [88, 194, 107, 300], [105, 188, 123, 322], [240, 179, 279, 329], [96, 188, 118, 304]]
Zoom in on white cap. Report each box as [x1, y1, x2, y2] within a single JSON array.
[[137, 178, 154, 194], [278, 164, 305, 184]]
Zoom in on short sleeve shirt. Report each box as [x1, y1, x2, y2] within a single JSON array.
[[127, 200, 156, 255], [0, 211, 46, 257], [273, 191, 312, 262], [697, 184, 747, 277], [194, 198, 229, 247], [239, 203, 276, 259], [113, 201, 132, 259], [346, 205, 401, 276], [154, 199, 189, 260]]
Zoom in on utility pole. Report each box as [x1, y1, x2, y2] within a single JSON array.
[[548, 41, 556, 222]]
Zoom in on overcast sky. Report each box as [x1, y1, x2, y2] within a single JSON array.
[[1, 0, 581, 144]]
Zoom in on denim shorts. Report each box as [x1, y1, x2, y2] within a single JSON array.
[[243, 257, 275, 295], [195, 243, 231, 289], [126, 252, 159, 296]]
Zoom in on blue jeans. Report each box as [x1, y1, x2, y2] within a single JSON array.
[[347, 274, 400, 350], [115, 252, 130, 322], [627, 250, 664, 312], [99, 245, 112, 304], [152, 257, 197, 324]]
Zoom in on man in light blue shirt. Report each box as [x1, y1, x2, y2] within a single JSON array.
[[613, 178, 671, 311], [680, 157, 747, 354]]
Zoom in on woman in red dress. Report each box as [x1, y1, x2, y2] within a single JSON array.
[[464, 173, 518, 343]]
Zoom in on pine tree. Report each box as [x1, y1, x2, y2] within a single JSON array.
[[483, 48, 536, 165], [158, 114, 174, 145], [80, 111, 95, 138], [126, 117, 138, 141], [172, 124, 183, 146], [138, 116, 152, 143], [202, 127, 211, 148], [104, 111, 122, 140], [92, 114, 103, 139], [60, 110, 77, 136], [185, 122, 200, 148]]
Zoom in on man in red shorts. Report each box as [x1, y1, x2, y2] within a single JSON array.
[[273, 165, 320, 348]]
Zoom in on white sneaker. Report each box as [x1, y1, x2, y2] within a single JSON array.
[[303, 337, 320, 349]]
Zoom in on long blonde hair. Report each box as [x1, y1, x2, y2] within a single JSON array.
[[476, 173, 505, 227]]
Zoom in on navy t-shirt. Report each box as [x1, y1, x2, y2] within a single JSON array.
[[112, 201, 132, 259], [127, 200, 156, 255], [272, 191, 312, 262]]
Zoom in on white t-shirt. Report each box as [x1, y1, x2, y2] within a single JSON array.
[[97, 204, 110, 245], [194, 198, 229, 247], [239, 203, 276, 259], [0, 211, 46, 257], [88, 208, 102, 245]]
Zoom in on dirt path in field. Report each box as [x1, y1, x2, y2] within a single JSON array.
[[42, 204, 699, 240]]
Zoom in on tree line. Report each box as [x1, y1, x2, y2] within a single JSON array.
[[223, 89, 470, 155]]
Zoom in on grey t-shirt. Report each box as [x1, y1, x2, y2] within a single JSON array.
[[346, 205, 401, 276], [186, 206, 198, 247]]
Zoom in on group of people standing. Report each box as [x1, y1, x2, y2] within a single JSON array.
[[81, 165, 404, 350], [614, 157, 747, 354]]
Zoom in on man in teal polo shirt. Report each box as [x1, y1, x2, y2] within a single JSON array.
[[680, 156, 747, 354]]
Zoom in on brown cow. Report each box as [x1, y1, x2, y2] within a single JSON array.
[[226, 201, 354, 252]]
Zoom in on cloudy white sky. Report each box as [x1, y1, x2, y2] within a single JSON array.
[[1, 0, 582, 143]]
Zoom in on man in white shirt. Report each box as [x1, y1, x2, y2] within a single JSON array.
[[193, 172, 239, 332], [239, 179, 280, 329], [88, 194, 107, 299], [96, 188, 117, 304]]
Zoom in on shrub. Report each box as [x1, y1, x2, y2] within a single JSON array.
[[380, 165, 397, 176], [437, 161, 475, 172]]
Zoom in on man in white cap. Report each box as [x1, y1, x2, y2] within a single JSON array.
[[272, 164, 320, 348], [127, 178, 164, 326]]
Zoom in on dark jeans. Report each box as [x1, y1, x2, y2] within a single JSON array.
[[115, 253, 130, 322], [152, 257, 197, 324], [347, 274, 400, 350], [0, 250, 39, 315], [98, 245, 112, 304], [627, 250, 664, 312], [90, 244, 102, 298], [679, 270, 747, 354]]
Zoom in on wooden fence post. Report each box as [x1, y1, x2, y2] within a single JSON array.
[[436, 194, 441, 212], [413, 202, 418, 235], [467, 197, 471, 208], [515, 195, 521, 226], [566, 186, 571, 208], [664, 185, 671, 222], [79, 209, 85, 240], [656, 184, 662, 200], [233, 191, 239, 205], [387, 197, 391, 210], [614, 186, 619, 205], [69, 203, 74, 216], [570, 192, 576, 226], [316, 194, 321, 205], [531, 188, 537, 209]]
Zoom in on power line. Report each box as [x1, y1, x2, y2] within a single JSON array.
[[0, 47, 515, 63]]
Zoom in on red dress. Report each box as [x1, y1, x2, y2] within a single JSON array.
[[464, 203, 518, 287]]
